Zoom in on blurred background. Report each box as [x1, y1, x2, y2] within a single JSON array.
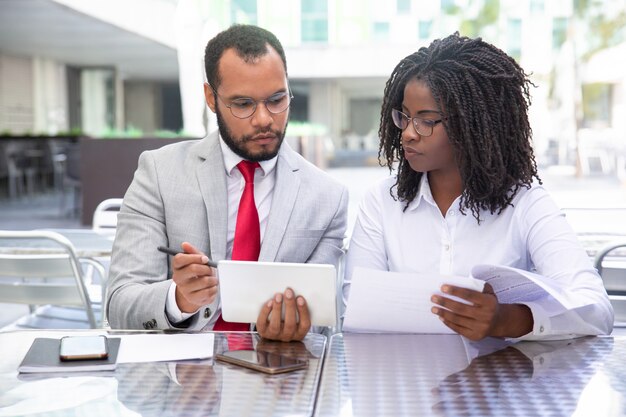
[[1, 0, 626, 331], [0, 0, 625, 228]]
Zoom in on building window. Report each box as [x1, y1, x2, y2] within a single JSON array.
[[372, 22, 390, 41], [301, 0, 328, 43], [507, 18, 522, 61], [397, 0, 411, 14], [552, 17, 568, 50], [230, 0, 257, 25], [418, 20, 432, 40], [583, 83, 611, 128], [529, 0, 544, 14], [441, 0, 457, 13]]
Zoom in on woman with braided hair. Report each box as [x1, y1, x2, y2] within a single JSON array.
[[343, 33, 613, 341]]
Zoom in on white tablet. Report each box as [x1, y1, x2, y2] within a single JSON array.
[[217, 260, 337, 327]]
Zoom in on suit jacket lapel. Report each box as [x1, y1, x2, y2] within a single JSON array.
[[259, 143, 300, 261], [195, 132, 228, 262]]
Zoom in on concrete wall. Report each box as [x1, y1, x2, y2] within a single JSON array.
[[0, 53, 34, 134], [124, 81, 161, 133]]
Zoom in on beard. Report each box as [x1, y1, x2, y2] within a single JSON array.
[[216, 106, 287, 162]]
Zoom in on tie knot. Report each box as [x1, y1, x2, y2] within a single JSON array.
[[237, 160, 259, 183]]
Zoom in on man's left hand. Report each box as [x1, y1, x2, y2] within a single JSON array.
[[256, 288, 311, 342]]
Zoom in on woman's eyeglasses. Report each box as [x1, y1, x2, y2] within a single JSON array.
[[391, 108, 444, 137]]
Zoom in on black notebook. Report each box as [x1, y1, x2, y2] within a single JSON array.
[[18, 337, 121, 374]]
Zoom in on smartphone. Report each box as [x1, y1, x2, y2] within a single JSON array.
[[215, 349, 308, 374], [59, 335, 109, 361]]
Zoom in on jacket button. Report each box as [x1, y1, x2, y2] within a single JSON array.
[[204, 308, 211, 319]]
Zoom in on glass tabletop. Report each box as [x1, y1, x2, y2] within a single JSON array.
[[315, 333, 626, 417], [0, 329, 326, 417]]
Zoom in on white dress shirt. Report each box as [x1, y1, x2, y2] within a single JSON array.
[[165, 136, 278, 323], [344, 174, 614, 340]]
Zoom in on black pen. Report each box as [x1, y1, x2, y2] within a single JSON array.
[[157, 246, 218, 268]]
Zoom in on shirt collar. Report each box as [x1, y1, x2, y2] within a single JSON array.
[[406, 173, 435, 211], [219, 134, 278, 177]]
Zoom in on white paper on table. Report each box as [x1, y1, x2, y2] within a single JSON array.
[[342, 267, 485, 334], [116, 333, 214, 364]]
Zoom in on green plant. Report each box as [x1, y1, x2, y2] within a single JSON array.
[[285, 121, 328, 137], [99, 126, 144, 138], [154, 129, 179, 138]]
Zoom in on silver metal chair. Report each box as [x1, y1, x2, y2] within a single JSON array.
[[594, 241, 626, 327], [87, 198, 123, 302], [92, 198, 123, 234], [0, 230, 106, 329]]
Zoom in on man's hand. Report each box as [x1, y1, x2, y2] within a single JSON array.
[[430, 284, 533, 340], [255, 288, 311, 342], [172, 242, 218, 313]]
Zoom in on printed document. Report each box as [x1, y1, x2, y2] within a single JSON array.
[[343, 267, 485, 333], [469, 264, 592, 316], [343, 265, 591, 334]]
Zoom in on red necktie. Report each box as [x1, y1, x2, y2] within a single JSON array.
[[214, 160, 260, 335]]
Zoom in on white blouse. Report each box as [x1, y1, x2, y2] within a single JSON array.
[[344, 175, 614, 340]]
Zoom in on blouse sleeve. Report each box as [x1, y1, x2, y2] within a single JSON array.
[[513, 186, 613, 340]]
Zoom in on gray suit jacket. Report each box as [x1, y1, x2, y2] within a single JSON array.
[[106, 131, 348, 330]]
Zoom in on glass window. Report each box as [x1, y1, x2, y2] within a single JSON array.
[[583, 83, 611, 128], [507, 18, 522, 61], [418, 20, 432, 40], [301, 0, 328, 42], [552, 17, 568, 50], [231, 0, 257, 25], [372, 22, 390, 41], [441, 0, 456, 13], [530, 0, 544, 14], [397, 0, 411, 14]]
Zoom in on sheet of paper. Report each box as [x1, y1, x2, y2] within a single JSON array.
[[343, 267, 484, 334], [470, 264, 592, 316], [116, 333, 214, 364]]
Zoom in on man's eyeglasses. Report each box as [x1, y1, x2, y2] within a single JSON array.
[[211, 87, 293, 119], [391, 108, 444, 137]]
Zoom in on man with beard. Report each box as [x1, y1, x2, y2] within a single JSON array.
[[106, 25, 348, 342]]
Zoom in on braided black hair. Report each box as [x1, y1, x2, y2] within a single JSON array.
[[204, 24, 287, 89], [379, 32, 541, 222]]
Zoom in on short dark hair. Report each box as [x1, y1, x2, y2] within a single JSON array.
[[379, 32, 541, 222], [204, 24, 287, 89]]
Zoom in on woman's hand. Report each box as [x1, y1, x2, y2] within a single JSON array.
[[430, 284, 533, 340]]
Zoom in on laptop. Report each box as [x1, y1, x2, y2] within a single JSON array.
[[217, 261, 337, 327]]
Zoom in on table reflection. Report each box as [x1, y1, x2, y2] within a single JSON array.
[[316, 334, 624, 417], [116, 362, 221, 417], [0, 331, 326, 417], [432, 337, 614, 416]]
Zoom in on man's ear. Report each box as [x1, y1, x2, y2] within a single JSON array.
[[204, 83, 216, 113]]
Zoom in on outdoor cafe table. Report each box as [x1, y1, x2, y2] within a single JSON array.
[[0, 228, 114, 258], [314, 333, 626, 417], [0, 329, 326, 417], [2, 330, 625, 416]]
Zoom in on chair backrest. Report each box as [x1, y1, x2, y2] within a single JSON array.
[[594, 241, 626, 326], [92, 198, 123, 232], [0, 230, 97, 328]]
